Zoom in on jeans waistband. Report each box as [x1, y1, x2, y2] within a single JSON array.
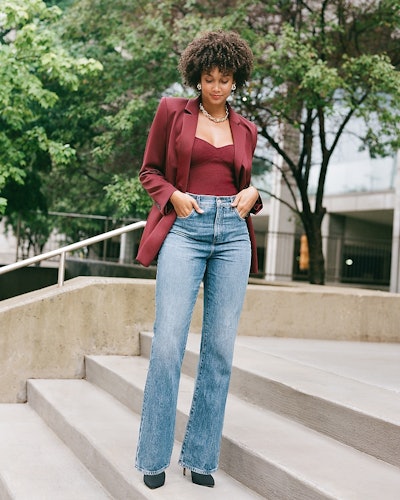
[[187, 193, 236, 204]]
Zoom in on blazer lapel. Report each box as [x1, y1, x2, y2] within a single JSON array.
[[230, 107, 246, 186], [175, 98, 199, 190]]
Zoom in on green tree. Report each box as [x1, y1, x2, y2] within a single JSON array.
[[43, 0, 181, 221], [0, 0, 102, 217], [238, 0, 400, 284]]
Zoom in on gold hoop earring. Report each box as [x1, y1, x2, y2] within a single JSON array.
[[197, 83, 201, 91], [231, 83, 236, 91]]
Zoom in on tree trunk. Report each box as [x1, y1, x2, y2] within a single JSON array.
[[302, 213, 326, 285]]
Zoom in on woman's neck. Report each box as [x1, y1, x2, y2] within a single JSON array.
[[201, 101, 227, 116], [199, 100, 229, 123]]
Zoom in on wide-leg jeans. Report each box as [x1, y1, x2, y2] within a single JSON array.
[[135, 194, 251, 475]]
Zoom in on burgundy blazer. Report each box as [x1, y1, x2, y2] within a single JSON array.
[[136, 96, 263, 273]]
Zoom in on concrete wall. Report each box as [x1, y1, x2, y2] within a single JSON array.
[[0, 277, 165, 403], [244, 281, 400, 344], [1, 277, 399, 403]]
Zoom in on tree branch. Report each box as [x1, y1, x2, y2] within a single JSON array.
[[315, 91, 370, 211], [297, 1, 314, 15], [256, 186, 299, 216], [268, 156, 302, 214], [259, 125, 298, 174], [328, 92, 369, 156], [299, 108, 315, 188]]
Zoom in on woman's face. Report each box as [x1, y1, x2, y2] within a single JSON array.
[[200, 67, 235, 107]]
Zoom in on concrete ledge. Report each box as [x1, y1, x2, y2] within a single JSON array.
[[0, 277, 163, 403], [241, 283, 400, 342], [0, 277, 399, 402]]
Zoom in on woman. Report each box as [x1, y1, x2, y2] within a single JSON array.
[[135, 30, 262, 490]]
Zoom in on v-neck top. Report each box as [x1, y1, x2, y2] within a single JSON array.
[[187, 137, 237, 196]]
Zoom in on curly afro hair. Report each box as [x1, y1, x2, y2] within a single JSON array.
[[178, 30, 253, 90]]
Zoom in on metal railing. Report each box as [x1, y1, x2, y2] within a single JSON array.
[[260, 231, 392, 288], [0, 221, 146, 287]]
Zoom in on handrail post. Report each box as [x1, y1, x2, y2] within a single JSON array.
[[58, 251, 66, 287], [0, 220, 146, 280]]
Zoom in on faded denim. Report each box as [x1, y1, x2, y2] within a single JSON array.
[[135, 194, 251, 475]]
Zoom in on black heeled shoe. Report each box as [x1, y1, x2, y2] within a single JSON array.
[[143, 471, 165, 489], [183, 468, 215, 488]]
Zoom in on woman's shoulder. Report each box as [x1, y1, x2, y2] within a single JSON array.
[[160, 96, 193, 111], [232, 108, 257, 135], [229, 106, 258, 150], [233, 109, 256, 127], [152, 96, 193, 123]]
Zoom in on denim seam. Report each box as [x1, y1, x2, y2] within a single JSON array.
[[179, 291, 212, 473]]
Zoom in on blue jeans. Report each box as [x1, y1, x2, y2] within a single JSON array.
[[135, 194, 251, 475]]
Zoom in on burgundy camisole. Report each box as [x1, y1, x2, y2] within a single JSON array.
[[186, 137, 237, 196]]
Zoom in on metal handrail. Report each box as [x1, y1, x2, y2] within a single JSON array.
[[0, 220, 146, 287]]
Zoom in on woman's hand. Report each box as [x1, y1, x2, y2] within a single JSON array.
[[231, 186, 259, 219], [170, 191, 204, 217]]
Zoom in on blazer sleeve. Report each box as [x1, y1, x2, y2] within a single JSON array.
[[139, 98, 177, 215]]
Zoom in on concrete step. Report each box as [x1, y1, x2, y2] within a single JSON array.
[[0, 403, 111, 499], [85, 353, 400, 500], [140, 331, 400, 469], [27, 378, 262, 500]]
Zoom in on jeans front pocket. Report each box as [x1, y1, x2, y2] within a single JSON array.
[[233, 207, 247, 221], [176, 208, 196, 220]]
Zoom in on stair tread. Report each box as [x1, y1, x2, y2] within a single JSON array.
[[234, 335, 400, 393], [0, 404, 112, 499], [86, 354, 400, 500], [231, 343, 400, 422], [27, 378, 263, 499], [143, 331, 400, 423]]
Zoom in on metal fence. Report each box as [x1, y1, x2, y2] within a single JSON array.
[[259, 231, 392, 288], [335, 237, 392, 286], [3, 212, 393, 289], [25, 212, 140, 264], [45, 212, 126, 262]]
